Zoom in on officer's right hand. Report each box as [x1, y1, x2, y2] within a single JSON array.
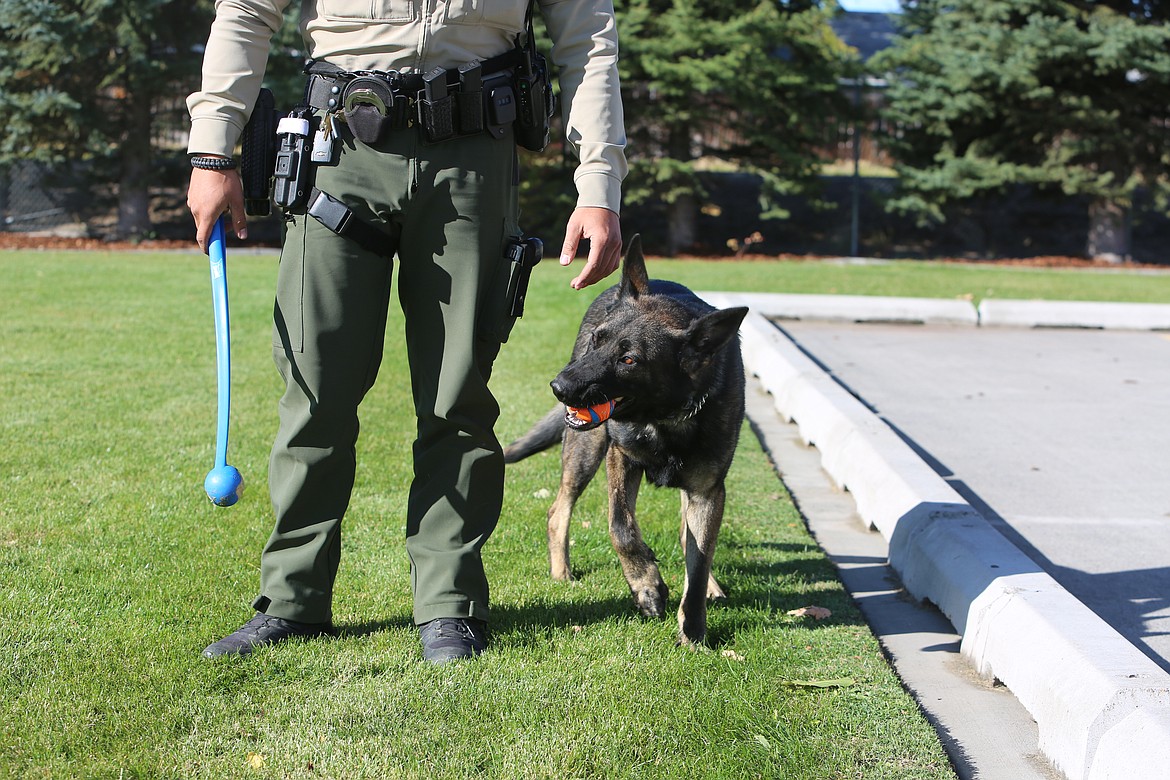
[[187, 165, 248, 254]]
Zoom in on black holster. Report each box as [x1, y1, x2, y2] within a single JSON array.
[[514, 44, 554, 153], [505, 236, 544, 317], [272, 108, 315, 211], [240, 88, 279, 217]]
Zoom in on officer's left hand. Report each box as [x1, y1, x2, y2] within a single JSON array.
[[559, 207, 622, 290]]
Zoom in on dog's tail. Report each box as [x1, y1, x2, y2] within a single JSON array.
[[503, 405, 565, 464]]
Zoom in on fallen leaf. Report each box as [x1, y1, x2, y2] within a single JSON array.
[[721, 649, 745, 661], [787, 606, 832, 620], [245, 753, 266, 770], [754, 734, 771, 749]]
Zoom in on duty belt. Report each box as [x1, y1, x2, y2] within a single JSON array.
[[281, 48, 536, 257], [304, 51, 524, 144], [305, 67, 421, 126]]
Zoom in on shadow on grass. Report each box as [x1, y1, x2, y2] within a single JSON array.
[[336, 616, 415, 639], [507, 538, 861, 648], [327, 534, 861, 650]]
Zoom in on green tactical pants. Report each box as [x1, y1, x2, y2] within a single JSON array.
[[254, 121, 520, 627]]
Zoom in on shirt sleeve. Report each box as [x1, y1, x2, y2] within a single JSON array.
[[186, 0, 290, 156], [539, 0, 628, 214]]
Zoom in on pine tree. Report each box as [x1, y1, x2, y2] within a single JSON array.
[[876, 0, 1170, 261], [0, 0, 212, 238], [616, 0, 855, 255]]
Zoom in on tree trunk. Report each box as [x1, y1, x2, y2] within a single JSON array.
[[117, 97, 154, 240], [1087, 198, 1128, 263], [665, 126, 697, 257], [667, 194, 697, 257]]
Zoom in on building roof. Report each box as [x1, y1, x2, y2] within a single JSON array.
[[831, 11, 899, 61]]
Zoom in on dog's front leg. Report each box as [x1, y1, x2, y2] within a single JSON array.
[[680, 494, 726, 601], [548, 427, 608, 581], [606, 447, 668, 618], [677, 482, 726, 647]]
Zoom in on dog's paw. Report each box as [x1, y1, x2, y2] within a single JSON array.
[[706, 575, 727, 601], [676, 618, 709, 649], [676, 633, 710, 652], [633, 582, 669, 619]]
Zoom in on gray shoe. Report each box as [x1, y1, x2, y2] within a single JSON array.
[[202, 613, 334, 658], [419, 617, 488, 664]]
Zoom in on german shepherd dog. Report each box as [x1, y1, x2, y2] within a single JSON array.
[[504, 237, 749, 646]]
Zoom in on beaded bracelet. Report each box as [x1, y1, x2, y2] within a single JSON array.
[[190, 155, 238, 171]]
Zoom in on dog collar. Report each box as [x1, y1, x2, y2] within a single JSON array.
[[674, 393, 709, 423]]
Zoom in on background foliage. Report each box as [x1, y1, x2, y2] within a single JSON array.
[[616, 0, 856, 253], [0, 0, 860, 250], [874, 0, 1170, 260], [0, 0, 213, 235], [4, 1, 1170, 261]]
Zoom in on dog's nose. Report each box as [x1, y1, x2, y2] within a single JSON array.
[[550, 377, 567, 402]]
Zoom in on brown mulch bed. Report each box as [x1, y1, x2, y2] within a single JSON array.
[[2, 232, 1165, 269], [675, 251, 1168, 270], [0, 233, 200, 252]]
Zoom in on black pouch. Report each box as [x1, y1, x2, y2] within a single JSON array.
[[456, 61, 484, 135], [457, 91, 483, 135], [420, 66, 456, 143], [485, 80, 518, 141], [420, 98, 456, 143], [343, 76, 395, 145]]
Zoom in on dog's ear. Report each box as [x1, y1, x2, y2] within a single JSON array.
[[680, 306, 749, 373], [619, 234, 651, 299]]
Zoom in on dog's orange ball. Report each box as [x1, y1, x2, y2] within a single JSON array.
[[570, 400, 616, 424]]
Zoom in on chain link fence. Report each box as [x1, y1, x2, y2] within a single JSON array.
[[0, 93, 193, 237], [0, 162, 74, 234]]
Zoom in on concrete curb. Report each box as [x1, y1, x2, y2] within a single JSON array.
[[718, 292, 1170, 331], [979, 299, 1170, 330], [701, 292, 1170, 780], [708, 292, 980, 326]]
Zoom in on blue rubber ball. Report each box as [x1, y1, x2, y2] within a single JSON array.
[[205, 465, 244, 507]]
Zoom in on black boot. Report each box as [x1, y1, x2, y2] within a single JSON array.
[[202, 613, 334, 658], [419, 618, 488, 664]]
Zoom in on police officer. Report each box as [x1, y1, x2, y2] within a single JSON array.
[[186, 0, 626, 663]]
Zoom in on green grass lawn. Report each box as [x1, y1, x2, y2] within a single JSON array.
[[3, 247, 1165, 779]]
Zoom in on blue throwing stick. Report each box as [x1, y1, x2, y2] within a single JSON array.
[[204, 216, 245, 507]]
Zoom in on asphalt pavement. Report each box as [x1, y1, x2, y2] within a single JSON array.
[[781, 321, 1170, 671], [700, 291, 1170, 780]]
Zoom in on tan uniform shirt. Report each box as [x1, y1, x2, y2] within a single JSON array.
[[187, 0, 627, 212]]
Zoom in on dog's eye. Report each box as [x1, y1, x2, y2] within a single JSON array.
[[620, 355, 636, 366]]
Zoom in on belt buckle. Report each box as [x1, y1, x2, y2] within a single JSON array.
[[307, 190, 351, 234]]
